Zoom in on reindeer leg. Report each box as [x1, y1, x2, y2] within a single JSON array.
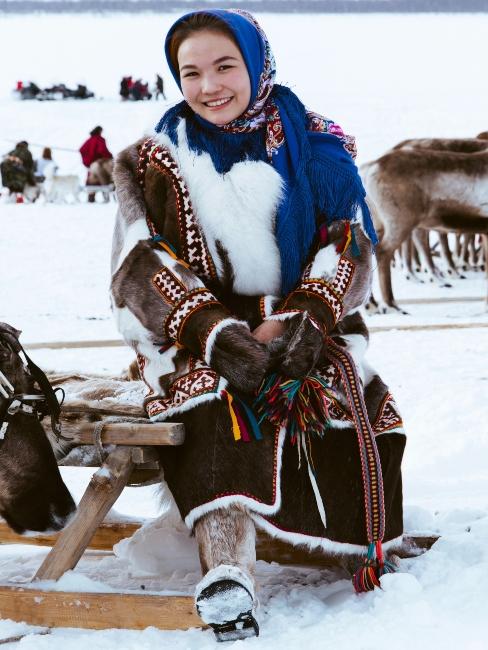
[[194, 506, 258, 641], [460, 234, 470, 272], [413, 229, 451, 287], [439, 232, 465, 278], [401, 235, 423, 282], [376, 248, 407, 313]]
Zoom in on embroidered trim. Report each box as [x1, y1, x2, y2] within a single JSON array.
[[152, 267, 187, 306], [146, 367, 221, 418], [149, 143, 216, 282], [291, 279, 343, 324], [333, 257, 355, 297], [138, 139, 216, 281], [373, 393, 404, 435], [165, 288, 219, 342], [327, 339, 386, 544]]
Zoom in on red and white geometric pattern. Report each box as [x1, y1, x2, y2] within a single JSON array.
[[165, 288, 219, 342], [373, 393, 404, 435], [146, 367, 220, 418], [332, 257, 355, 297], [142, 141, 217, 283], [298, 279, 343, 324], [152, 267, 187, 305]]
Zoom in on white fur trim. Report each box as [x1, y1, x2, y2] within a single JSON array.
[[262, 295, 279, 317], [153, 248, 205, 291], [327, 418, 354, 430], [184, 427, 286, 530], [113, 219, 151, 276], [340, 333, 368, 384], [204, 318, 249, 365], [309, 243, 341, 281], [195, 564, 255, 602], [157, 121, 283, 296], [265, 311, 300, 323], [251, 514, 404, 556]]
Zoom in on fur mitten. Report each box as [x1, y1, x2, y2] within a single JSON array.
[[209, 323, 270, 394], [269, 313, 325, 379]]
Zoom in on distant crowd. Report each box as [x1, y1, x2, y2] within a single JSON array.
[[13, 74, 167, 102], [119, 74, 166, 101], [1, 126, 114, 204], [15, 81, 95, 101]]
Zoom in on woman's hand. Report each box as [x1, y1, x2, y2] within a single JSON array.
[[210, 323, 270, 394], [252, 320, 286, 343], [271, 313, 325, 379]]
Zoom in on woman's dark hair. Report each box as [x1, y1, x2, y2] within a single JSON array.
[[90, 126, 103, 137], [42, 147, 52, 160], [168, 13, 239, 76]]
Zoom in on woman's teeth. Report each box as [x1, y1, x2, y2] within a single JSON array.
[[205, 97, 232, 107]]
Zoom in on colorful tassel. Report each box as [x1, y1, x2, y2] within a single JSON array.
[[336, 222, 352, 254], [352, 541, 396, 593], [222, 390, 263, 443], [233, 394, 263, 441], [254, 373, 331, 443], [222, 390, 241, 441], [350, 226, 361, 257], [152, 235, 190, 269]]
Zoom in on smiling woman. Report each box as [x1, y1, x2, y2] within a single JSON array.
[[167, 13, 251, 126], [178, 31, 251, 125], [110, 8, 406, 642]]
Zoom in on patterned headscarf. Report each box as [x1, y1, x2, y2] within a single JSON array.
[[158, 9, 375, 294]]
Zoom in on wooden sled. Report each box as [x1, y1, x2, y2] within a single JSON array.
[[0, 376, 439, 632]]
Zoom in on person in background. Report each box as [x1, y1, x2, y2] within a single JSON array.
[[154, 73, 166, 100], [1, 141, 37, 195], [79, 126, 112, 202], [35, 147, 57, 182], [120, 76, 130, 100]]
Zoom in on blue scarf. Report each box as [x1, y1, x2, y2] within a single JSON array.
[[157, 9, 376, 295]]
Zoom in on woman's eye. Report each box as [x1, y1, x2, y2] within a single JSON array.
[[183, 71, 198, 78], [218, 65, 233, 71]]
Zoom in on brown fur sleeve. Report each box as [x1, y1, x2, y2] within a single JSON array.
[[270, 221, 373, 333]]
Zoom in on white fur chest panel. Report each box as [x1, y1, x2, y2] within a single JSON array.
[[156, 123, 283, 296]]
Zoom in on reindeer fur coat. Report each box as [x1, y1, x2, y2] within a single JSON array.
[[110, 124, 406, 554]]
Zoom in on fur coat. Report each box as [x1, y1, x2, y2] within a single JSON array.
[[110, 122, 406, 554]]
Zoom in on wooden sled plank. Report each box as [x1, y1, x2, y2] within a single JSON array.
[[0, 587, 202, 631], [74, 422, 185, 446], [0, 520, 141, 551], [0, 516, 439, 561]]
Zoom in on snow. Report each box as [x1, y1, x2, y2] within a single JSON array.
[[0, 9, 488, 649]]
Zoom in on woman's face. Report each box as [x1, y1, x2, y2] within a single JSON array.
[[177, 30, 251, 126]]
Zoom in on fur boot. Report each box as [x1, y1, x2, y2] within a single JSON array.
[[194, 506, 259, 641]]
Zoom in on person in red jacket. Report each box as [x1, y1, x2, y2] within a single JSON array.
[[79, 126, 113, 202]]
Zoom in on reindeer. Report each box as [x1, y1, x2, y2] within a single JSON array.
[[0, 323, 75, 534], [361, 137, 488, 311]]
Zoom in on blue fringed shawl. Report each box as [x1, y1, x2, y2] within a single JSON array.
[[158, 9, 377, 294]]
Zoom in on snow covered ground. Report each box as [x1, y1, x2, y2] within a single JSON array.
[[0, 10, 488, 649]]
